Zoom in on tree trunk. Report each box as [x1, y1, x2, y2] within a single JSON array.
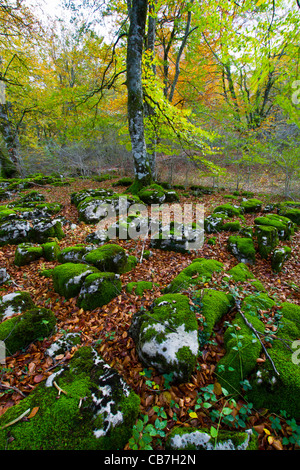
[[126, 0, 151, 191], [0, 102, 21, 177], [144, 1, 157, 180]]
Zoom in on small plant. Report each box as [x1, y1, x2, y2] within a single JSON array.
[[128, 410, 168, 450]]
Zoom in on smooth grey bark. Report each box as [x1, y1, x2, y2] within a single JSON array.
[[126, 0, 151, 188], [144, 1, 157, 180]]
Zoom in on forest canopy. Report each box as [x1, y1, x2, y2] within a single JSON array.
[[0, 0, 299, 196]]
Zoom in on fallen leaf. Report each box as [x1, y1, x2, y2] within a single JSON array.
[[28, 407, 39, 419]]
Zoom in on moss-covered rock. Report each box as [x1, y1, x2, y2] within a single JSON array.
[[77, 272, 122, 310], [166, 427, 257, 450], [254, 214, 295, 240], [137, 184, 166, 205], [57, 244, 95, 264], [41, 241, 60, 261], [227, 236, 256, 264], [197, 289, 233, 340], [126, 281, 158, 296], [45, 332, 81, 359], [277, 208, 300, 225], [164, 258, 224, 293], [240, 198, 263, 213], [0, 306, 56, 356], [52, 263, 99, 299], [14, 243, 43, 266], [213, 204, 241, 217], [83, 244, 129, 274], [129, 293, 199, 383], [255, 225, 279, 259], [248, 302, 300, 418], [227, 263, 255, 282], [0, 291, 35, 322], [271, 246, 292, 273], [217, 310, 265, 396], [204, 213, 227, 233], [0, 346, 140, 450], [0, 218, 64, 246]]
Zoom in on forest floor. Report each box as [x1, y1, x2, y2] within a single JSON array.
[[0, 176, 299, 451]]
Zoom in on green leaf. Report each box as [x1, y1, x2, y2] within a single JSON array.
[[210, 426, 218, 438]]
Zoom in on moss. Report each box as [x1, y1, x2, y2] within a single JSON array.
[[249, 280, 266, 292], [241, 293, 276, 317], [14, 243, 43, 266], [166, 427, 258, 450], [0, 346, 140, 450], [255, 224, 279, 259], [213, 204, 241, 217], [42, 241, 60, 261], [277, 208, 300, 225], [164, 258, 224, 293], [240, 198, 263, 213], [112, 177, 134, 187], [280, 302, 300, 324], [227, 263, 255, 282], [217, 311, 265, 396], [227, 236, 256, 264], [254, 214, 295, 240], [124, 255, 138, 272], [207, 236, 217, 245], [271, 246, 291, 273], [137, 184, 166, 204], [0, 291, 35, 321], [197, 289, 233, 339], [221, 221, 241, 232], [248, 305, 300, 418], [77, 272, 122, 310], [126, 281, 158, 296], [84, 244, 128, 274], [0, 306, 56, 356], [52, 263, 99, 299], [0, 208, 16, 222]]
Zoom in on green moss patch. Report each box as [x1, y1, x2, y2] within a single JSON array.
[[0, 306, 56, 356], [126, 281, 158, 296], [248, 302, 300, 418], [77, 272, 122, 310], [84, 244, 129, 274], [164, 258, 224, 293], [227, 236, 256, 265], [0, 346, 140, 450], [240, 198, 263, 213], [52, 263, 99, 299], [14, 243, 43, 266]]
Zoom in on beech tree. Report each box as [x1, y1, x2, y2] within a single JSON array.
[[126, 0, 151, 190]]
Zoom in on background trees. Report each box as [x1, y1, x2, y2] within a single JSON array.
[[0, 0, 299, 196]]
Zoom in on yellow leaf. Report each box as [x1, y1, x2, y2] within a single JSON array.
[[189, 412, 198, 419], [264, 428, 271, 435], [268, 436, 274, 445]]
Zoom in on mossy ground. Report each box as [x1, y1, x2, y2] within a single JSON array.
[[0, 347, 140, 450]]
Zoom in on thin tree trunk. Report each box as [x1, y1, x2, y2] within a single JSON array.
[[0, 102, 21, 177], [126, 0, 151, 190], [144, 1, 157, 180]]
